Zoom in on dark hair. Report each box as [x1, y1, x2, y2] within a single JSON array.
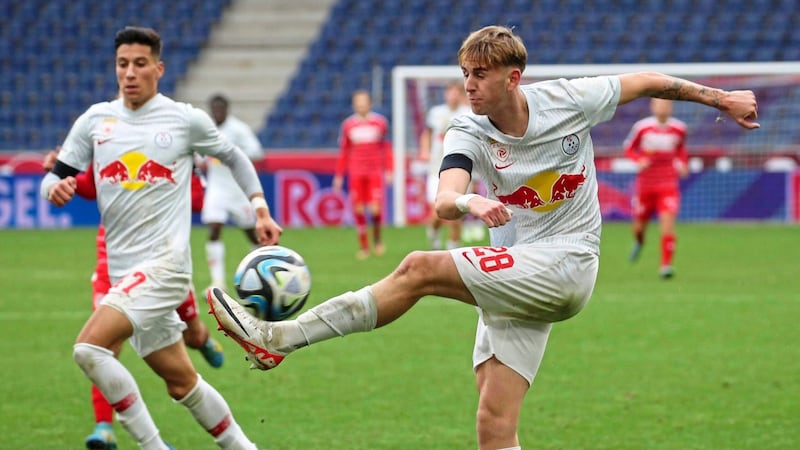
[[209, 94, 229, 107], [114, 26, 162, 60]]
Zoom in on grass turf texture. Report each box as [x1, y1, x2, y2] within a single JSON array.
[[0, 223, 797, 449]]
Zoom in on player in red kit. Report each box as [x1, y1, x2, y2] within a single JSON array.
[[623, 98, 689, 279], [333, 90, 393, 259], [43, 150, 224, 449]]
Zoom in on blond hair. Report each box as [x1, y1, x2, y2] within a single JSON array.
[[457, 26, 527, 72]]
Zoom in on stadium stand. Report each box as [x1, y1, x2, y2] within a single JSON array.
[[259, 0, 800, 149], [0, 0, 230, 150], [1, 0, 799, 152]]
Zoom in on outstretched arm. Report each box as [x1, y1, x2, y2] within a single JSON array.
[[617, 72, 759, 129]]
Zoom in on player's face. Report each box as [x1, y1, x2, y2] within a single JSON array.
[[461, 62, 514, 116], [210, 101, 227, 125], [651, 98, 673, 122], [444, 85, 465, 109], [116, 43, 164, 110], [352, 93, 371, 117]]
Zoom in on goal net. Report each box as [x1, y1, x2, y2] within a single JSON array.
[[391, 62, 800, 225]]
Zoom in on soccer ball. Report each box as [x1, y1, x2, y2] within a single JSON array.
[[233, 245, 311, 321]]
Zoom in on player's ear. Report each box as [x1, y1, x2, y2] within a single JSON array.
[[156, 60, 165, 79], [507, 67, 522, 91]]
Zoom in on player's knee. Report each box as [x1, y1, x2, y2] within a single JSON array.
[[166, 373, 199, 400], [476, 404, 515, 443], [73, 342, 114, 371], [395, 251, 440, 285]]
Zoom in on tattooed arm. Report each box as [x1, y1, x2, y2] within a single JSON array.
[[617, 72, 760, 129]]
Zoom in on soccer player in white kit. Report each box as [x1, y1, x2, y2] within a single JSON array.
[[41, 27, 281, 450], [419, 81, 471, 250], [208, 26, 759, 449], [201, 93, 265, 289]]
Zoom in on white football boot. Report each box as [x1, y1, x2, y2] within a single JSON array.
[[207, 288, 286, 370]]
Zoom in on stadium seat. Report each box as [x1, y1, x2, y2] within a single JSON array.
[[0, 0, 224, 150], [2, 0, 793, 151]]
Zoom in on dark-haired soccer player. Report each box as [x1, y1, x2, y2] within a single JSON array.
[[41, 26, 280, 449]]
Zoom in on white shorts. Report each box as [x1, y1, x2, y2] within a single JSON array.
[[101, 262, 191, 357], [201, 185, 256, 228], [450, 236, 599, 384]]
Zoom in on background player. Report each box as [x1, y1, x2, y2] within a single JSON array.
[[207, 26, 759, 450], [332, 90, 392, 259], [418, 81, 471, 250], [623, 98, 689, 278], [43, 150, 225, 449], [201, 93, 265, 290], [41, 26, 281, 449]]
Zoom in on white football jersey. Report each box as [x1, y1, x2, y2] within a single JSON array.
[[205, 114, 263, 194], [58, 94, 246, 278], [444, 76, 621, 250], [426, 103, 470, 179]]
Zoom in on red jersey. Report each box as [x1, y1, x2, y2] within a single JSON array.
[[336, 112, 392, 177], [623, 116, 687, 192]]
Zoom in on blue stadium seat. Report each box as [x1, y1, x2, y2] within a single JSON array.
[[0, 0, 224, 150]]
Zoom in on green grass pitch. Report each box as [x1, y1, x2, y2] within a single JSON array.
[[0, 222, 797, 449]]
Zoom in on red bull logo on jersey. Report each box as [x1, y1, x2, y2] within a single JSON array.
[[494, 165, 586, 212], [98, 151, 176, 190]]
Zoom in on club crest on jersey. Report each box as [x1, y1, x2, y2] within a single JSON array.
[[561, 134, 580, 155], [154, 131, 173, 148], [489, 138, 514, 170], [96, 118, 117, 145]]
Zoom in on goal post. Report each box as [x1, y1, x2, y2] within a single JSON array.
[[391, 62, 800, 226]]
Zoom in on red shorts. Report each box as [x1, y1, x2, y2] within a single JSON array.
[[92, 261, 197, 321], [348, 173, 384, 205], [631, 188, 680, 221]]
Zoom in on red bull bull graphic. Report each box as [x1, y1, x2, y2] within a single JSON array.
[[97, 151, 176, 190], [494, 166, 586, 212]]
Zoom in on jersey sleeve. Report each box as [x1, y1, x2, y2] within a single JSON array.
[[675, 123, 688, 164], [57, 111, 95, 172], [622, 122, 645, 162], [568, 76, 621, 127], [233, 120, 265, 161], [189, 107, 262, 197], [74, 164, 97, 200], [442, 124, 481, 176], [335, 121, 350, 177]]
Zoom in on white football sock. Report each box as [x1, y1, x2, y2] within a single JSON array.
[[427, 226, 442, 250], [176, 375, 256, 450], [271, 286, 378, 353], [73, 343, 167, 450], [206, 240, 226, 287]]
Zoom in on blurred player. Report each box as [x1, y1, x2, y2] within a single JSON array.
[[43, 150, 225, 449], [41, 26, 281, 449], [201, 93, 265, 289], [419, 81, 471, 250], [332, 90, 392, 259], [623, 98, 689, 278], [208, 26, 759, 450]]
